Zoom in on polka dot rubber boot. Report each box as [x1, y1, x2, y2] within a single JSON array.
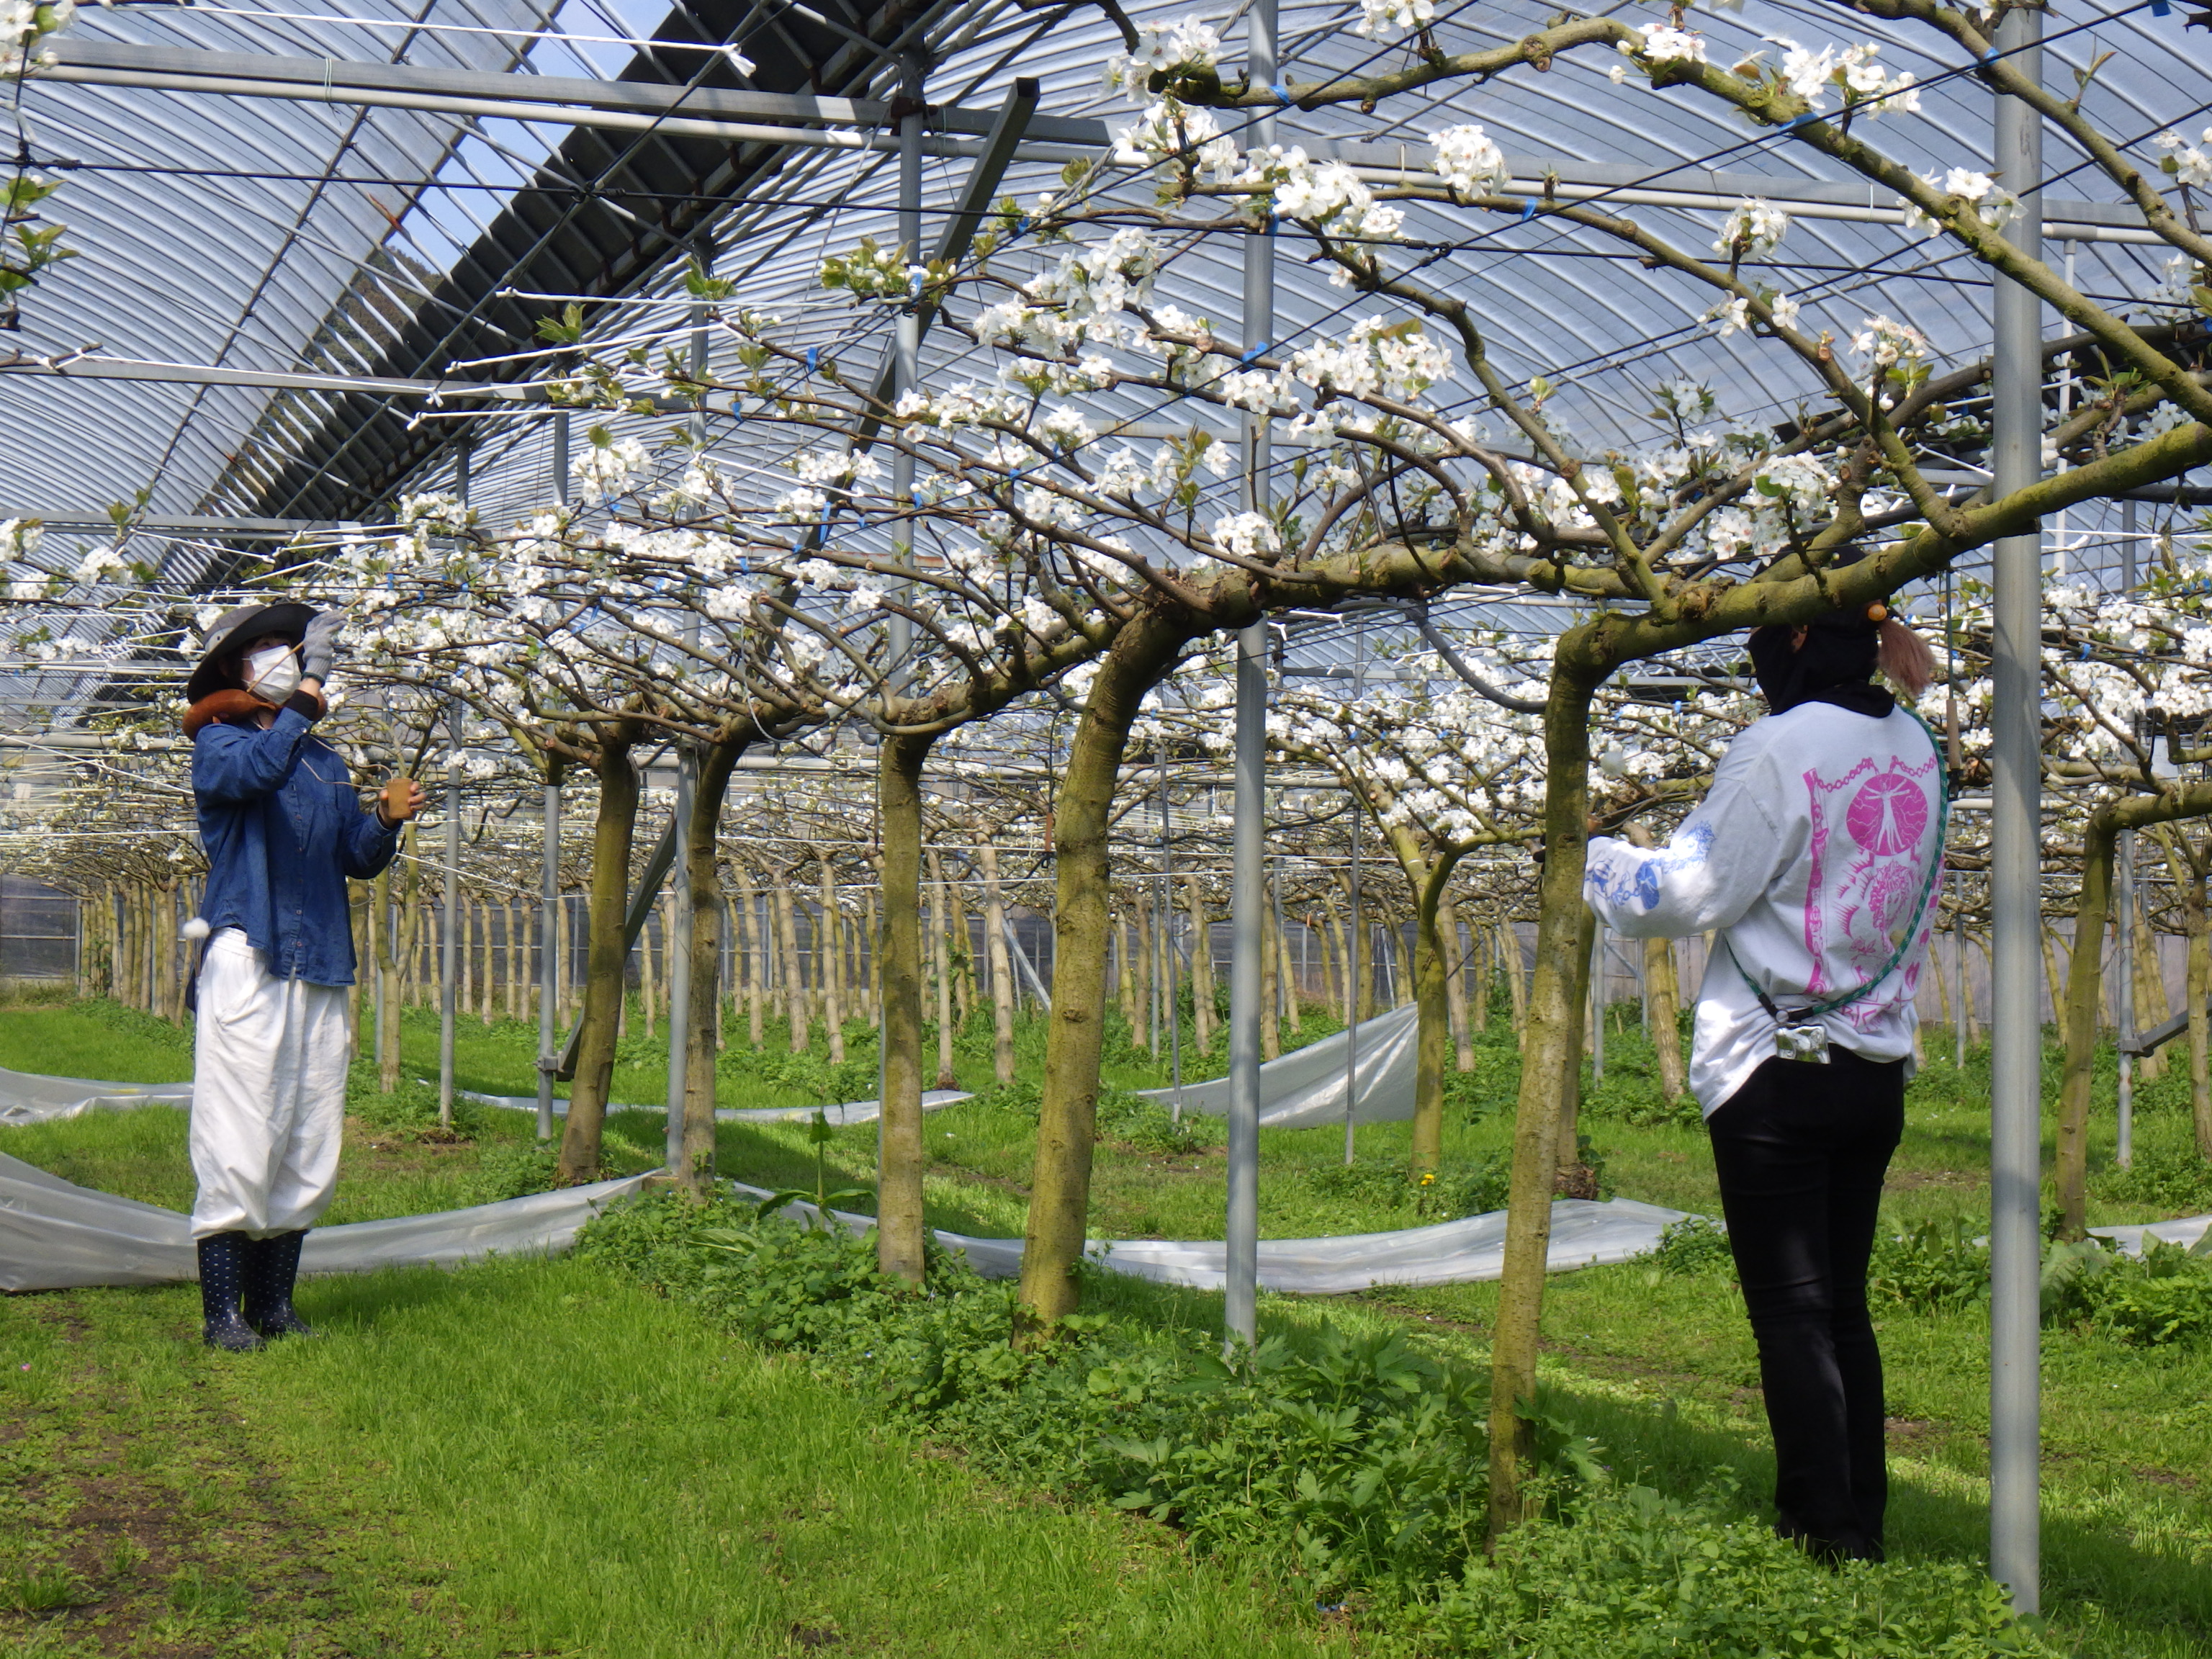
[[243, 1231, 318, 1340], [196, 1233, 266, 1352]]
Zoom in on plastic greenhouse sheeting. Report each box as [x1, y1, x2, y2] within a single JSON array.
[[0, 1148, 651, 1292], [2087, 1215, 2212, 1256], [460, 1088, 974, 1125], [1136, 1004, 1419, 1128], [0, 1065, 194, 1126], [735, 1184, 1697, 1294]]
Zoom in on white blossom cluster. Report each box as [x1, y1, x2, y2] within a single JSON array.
[[2, 0, 89, 75], [1898, 167, 2019, 239], [1353, 0, 1434, 39], [2156, 127, 2212, 188], [1101, 14, 1222, 96], [1714, 199, 1789, 260], [1430, 125, 1511, 199], [1772, 40, 1920, 117]]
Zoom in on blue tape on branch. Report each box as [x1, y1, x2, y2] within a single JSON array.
[[804, 346, 818, 374], [2154, 0, 2171, 15], [1241, 340, 1272, 364], [1272, 81, 1291, 105], [1519, 197, 1538, 222]]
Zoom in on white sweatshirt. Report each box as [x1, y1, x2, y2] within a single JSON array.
[[1582, 701, 1945, 1115]]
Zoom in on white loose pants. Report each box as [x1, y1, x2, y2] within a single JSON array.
[[189, 929, 349, 1239]]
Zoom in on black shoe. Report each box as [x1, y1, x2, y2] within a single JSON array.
[[197, 1233, 266, 1352], [243, 1231, 318, 1339]]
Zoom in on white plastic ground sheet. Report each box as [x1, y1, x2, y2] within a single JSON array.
[[0, 1146, 652, 1292], [0, 1065, 194, 1126], [2089, 1215, 2212, 1256], [1137, 1004, 1421, 1128], [459, 1088, 973, 1126]]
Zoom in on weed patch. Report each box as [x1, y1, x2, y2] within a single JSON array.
[[579, 1192, 2060, 1655]]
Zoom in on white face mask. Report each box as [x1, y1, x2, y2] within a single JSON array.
[[243, 643, 301, 703]]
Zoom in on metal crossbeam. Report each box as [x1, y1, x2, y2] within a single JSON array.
[[33, 42, 2159, 238]]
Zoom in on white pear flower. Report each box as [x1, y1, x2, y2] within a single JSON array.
[[1638, 24, 1709, 65], [1431, 125, 1509, 197], [1714, 199, 1789, 259], [1354, 0, 1433, 40]]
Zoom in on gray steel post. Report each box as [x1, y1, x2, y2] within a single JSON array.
[[2118, 500, 2139, 1169], [438, 441, 469, 1129], [1955, 873, 1969, 1072], [665, 256, 711, 1174], [537, 782, 559, 1141], [1345, 630, 1364, 1164], [1987, 5, 2045, 1613], [538, 412, 570, 1142], [2116, 829, 2135, 1169], [439, 696, 462, 1129], [1224, 0, 1276, 1347], [1590, 921, 1605, 1084], [1160, 748, 1184, 1119]]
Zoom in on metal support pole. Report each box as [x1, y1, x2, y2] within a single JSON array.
[[1590, 921, 1606, 1084], [1955, 873, 1969, 1072], [536, 781, 559, 1141], [439, 696, 462, 1129], [1344, 630, 1364, 1164], [2117, 829, 2136, 1169], [1160, 749, 1184, 1119], [665, 253, 710, 1174], [1987, 6, 2045, 1613], [438, 441, 469, 1130], [2118, 501, 2139, 1169], [537, 411, 569, 1143], [1224, 0, 1275, 1347]]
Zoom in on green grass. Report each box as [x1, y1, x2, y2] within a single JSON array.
[[8, 994, 2212, 1654], [0, 1263, 1354, 1658]]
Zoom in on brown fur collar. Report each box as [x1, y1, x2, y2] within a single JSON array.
[[183, 687, 324, 739]]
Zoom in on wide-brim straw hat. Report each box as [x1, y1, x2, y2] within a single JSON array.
[[184, 601, 316, 705]]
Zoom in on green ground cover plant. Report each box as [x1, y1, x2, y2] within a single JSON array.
[[577, 1190, 2064, 1656], [6, 999, 2212, 1653]]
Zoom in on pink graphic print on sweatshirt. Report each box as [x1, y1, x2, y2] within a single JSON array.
[[1802, 750, 1941, 1025]]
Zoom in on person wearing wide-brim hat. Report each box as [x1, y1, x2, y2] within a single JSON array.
[[181, 601, 425, 1351]]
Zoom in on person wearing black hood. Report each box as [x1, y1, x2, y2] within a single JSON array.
[[1579, 570, 1945, 1565]]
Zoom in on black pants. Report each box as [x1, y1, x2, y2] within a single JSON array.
[[1707, 1046, 1905, 1558]]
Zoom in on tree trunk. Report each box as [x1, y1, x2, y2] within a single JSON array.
[[877, 734, 932, 1284], [1280, 907, 1305, 1034], [863, 884, 882, 1029], [1488, 661, 1599, 1539], [817, 852, 845, 1064], [2057, 814, 2118, 1239], [1259, 896, 1282, 1063], [1019, 614, 1188, 1334], [739, 876, 765, 1043], [1403, 850, 1455, 1176], [928, 848, 958, 1090], [2134, 904, 2172, 1084], [1503, 922, 1528, 1035], [1555, 904, 1598, 1187], [949, 878, 973, 1029], [1645, 934, 1686, 1101], [1132, 893, 1155, 1053], [1929, 929, 1953, 1039], [1440, 889, 1474, 1070], [676, 738, 747, 1197], [1183, 874, 1215, 1056], [981, 839, 1017, 1085], [558, 732, 640, 1186], [2154, 826, 2212, 1156], [775, 884, 807, 1051], [2041, 925, 2066, 1035]]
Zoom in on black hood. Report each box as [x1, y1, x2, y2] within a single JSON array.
[[1748, 612, 1893, 719]]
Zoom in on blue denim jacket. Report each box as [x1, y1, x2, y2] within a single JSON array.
[[192, 707, 401, 986]]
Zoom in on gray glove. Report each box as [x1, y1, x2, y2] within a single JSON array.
[[300, 609, 344, 683]]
